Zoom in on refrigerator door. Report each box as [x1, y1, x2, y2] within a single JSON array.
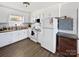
[[41, 28, 57, 53]]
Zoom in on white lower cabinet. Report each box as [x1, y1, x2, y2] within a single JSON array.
[[18, 30, 25, 41], [23, 30, 28, 38], [11, 31, 19, 43], [0, 32, 13, 47], [0, 29, 28, 47], [18, 30, 28, 41]]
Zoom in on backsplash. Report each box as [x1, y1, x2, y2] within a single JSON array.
[[58, 19, 73, 30], [0, 23, 31, 29]]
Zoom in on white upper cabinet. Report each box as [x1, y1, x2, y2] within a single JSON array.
[[0, 6, 30, 23], [24, 13, 30, 23], [0, 7, 9, 23]]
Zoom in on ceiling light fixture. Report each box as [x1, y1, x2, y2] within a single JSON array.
[[23, 2, 30, 7]]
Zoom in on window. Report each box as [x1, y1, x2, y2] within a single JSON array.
[[9, 15, 24, 26], [9, 15, 24, 22]]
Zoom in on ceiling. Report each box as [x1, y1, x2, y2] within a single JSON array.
[[0, 2, 67, 13]]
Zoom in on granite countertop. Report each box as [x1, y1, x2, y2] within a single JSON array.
[[0, 28, 28, 33], [0, 27, 29, 33], [0, 23, 32, 33], [57, 32, 78, 39]]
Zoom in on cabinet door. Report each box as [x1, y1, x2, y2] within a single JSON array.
[[0, 32, 12, 47], [0, 7, 8, 23], [18, 30, 28, 41], [23, 29, 28, 38], [41, 29, 56, 53], [11, 31, 19, 43], [17, 30, 24, 40]]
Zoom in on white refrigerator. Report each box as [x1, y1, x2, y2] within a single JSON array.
[[41, 17, 58, 53]]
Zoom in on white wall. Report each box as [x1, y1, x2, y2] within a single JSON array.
[[30, 5, 59, 23], [60, 2, 79, 35], [30, 5, 59, 44], [0, 6, 30, 23]]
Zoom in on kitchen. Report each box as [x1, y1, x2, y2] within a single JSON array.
[[0, 2, 79, 57]]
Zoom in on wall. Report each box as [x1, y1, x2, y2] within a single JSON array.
[[30, 5, 59, 44], [30, 5, 59, 23], [60, 2, 79, 35]]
